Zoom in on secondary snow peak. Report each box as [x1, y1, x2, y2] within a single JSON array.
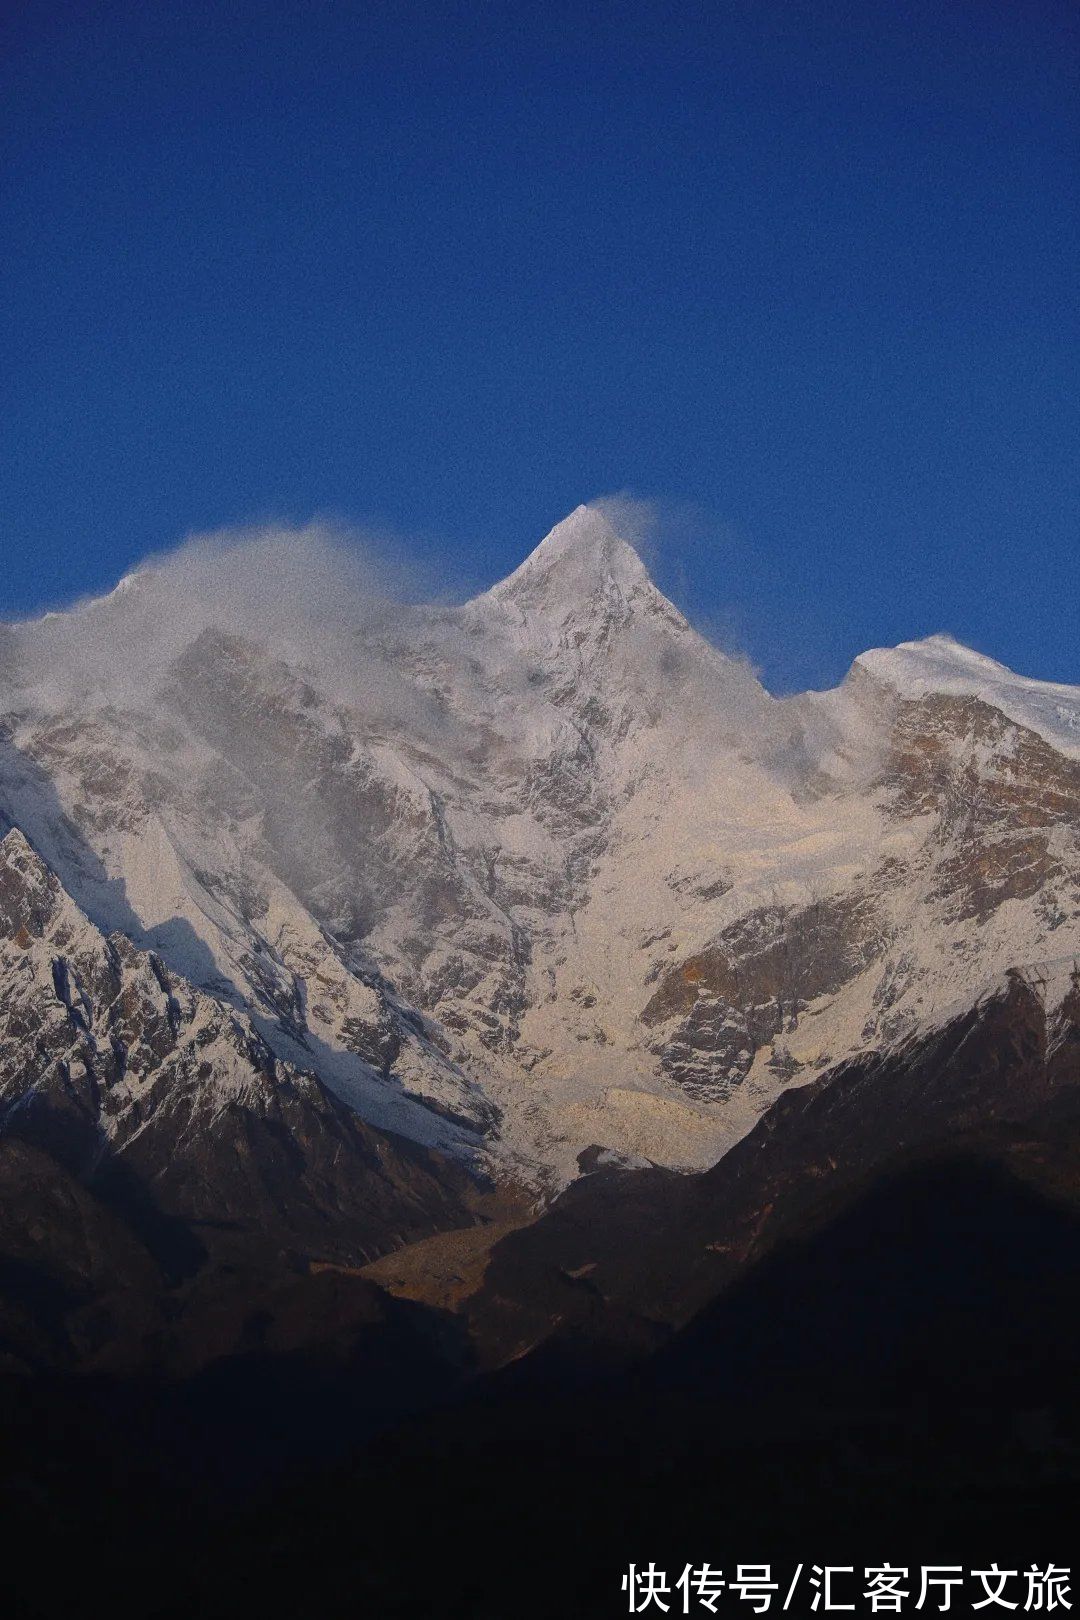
[[849, 635, 1080, 757]]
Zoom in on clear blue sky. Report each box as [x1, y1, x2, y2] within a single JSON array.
[[1, 0, 1076, 691]]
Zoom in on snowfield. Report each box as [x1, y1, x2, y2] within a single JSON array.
[[1, 505, 1077, 1185]]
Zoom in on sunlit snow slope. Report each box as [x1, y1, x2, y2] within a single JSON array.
[[2, 505, 1077, 1183]]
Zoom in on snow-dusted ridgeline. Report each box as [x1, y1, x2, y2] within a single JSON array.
[[1, 505, 1077, 1184]]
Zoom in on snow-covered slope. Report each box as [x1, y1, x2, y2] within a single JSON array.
[[1, 505, 1077, 1185], [0, 826, 475, 1283], [854, 634, 1080, 758]]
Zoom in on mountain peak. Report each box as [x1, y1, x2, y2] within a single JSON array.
[[855, 633, 1012, 687], [482, 505, 672, 622], [851, 634, 1080, 757]]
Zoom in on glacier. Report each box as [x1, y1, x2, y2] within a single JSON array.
[[1, 503, 1077, 1186]]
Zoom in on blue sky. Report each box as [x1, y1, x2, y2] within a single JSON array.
[[1, 0, 1076, 692]]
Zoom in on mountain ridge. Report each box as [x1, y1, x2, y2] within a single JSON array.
[[1, 506, 1077, 1186]]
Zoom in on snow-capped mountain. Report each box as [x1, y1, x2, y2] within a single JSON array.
[[1, 504, 1077, 1188], [0, 825, 473, 1290]]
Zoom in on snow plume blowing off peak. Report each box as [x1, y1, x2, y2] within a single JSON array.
[[5, 499, 1066, 745], [479, 494, 709, 614], [0, 499, 857, 798], [0, 498, 707, 720], [1, 497, 1078, 1184], [484, 502, 661, 612], [0, 520, 462, 719]]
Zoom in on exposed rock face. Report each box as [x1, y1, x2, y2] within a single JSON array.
[[0, 827, 478, 1371], [637, 677, 1080, 1106], [461, 967, 1080, 1370], [640, 894, 883, 1096], [0, 507, 1077, 1185], [882, 692, 1080, 922], [0, 521, 1075, 1620], [0, 518, 1078, 1595]]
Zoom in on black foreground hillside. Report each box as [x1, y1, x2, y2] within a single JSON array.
[[2, 921, 1078, 1616]]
